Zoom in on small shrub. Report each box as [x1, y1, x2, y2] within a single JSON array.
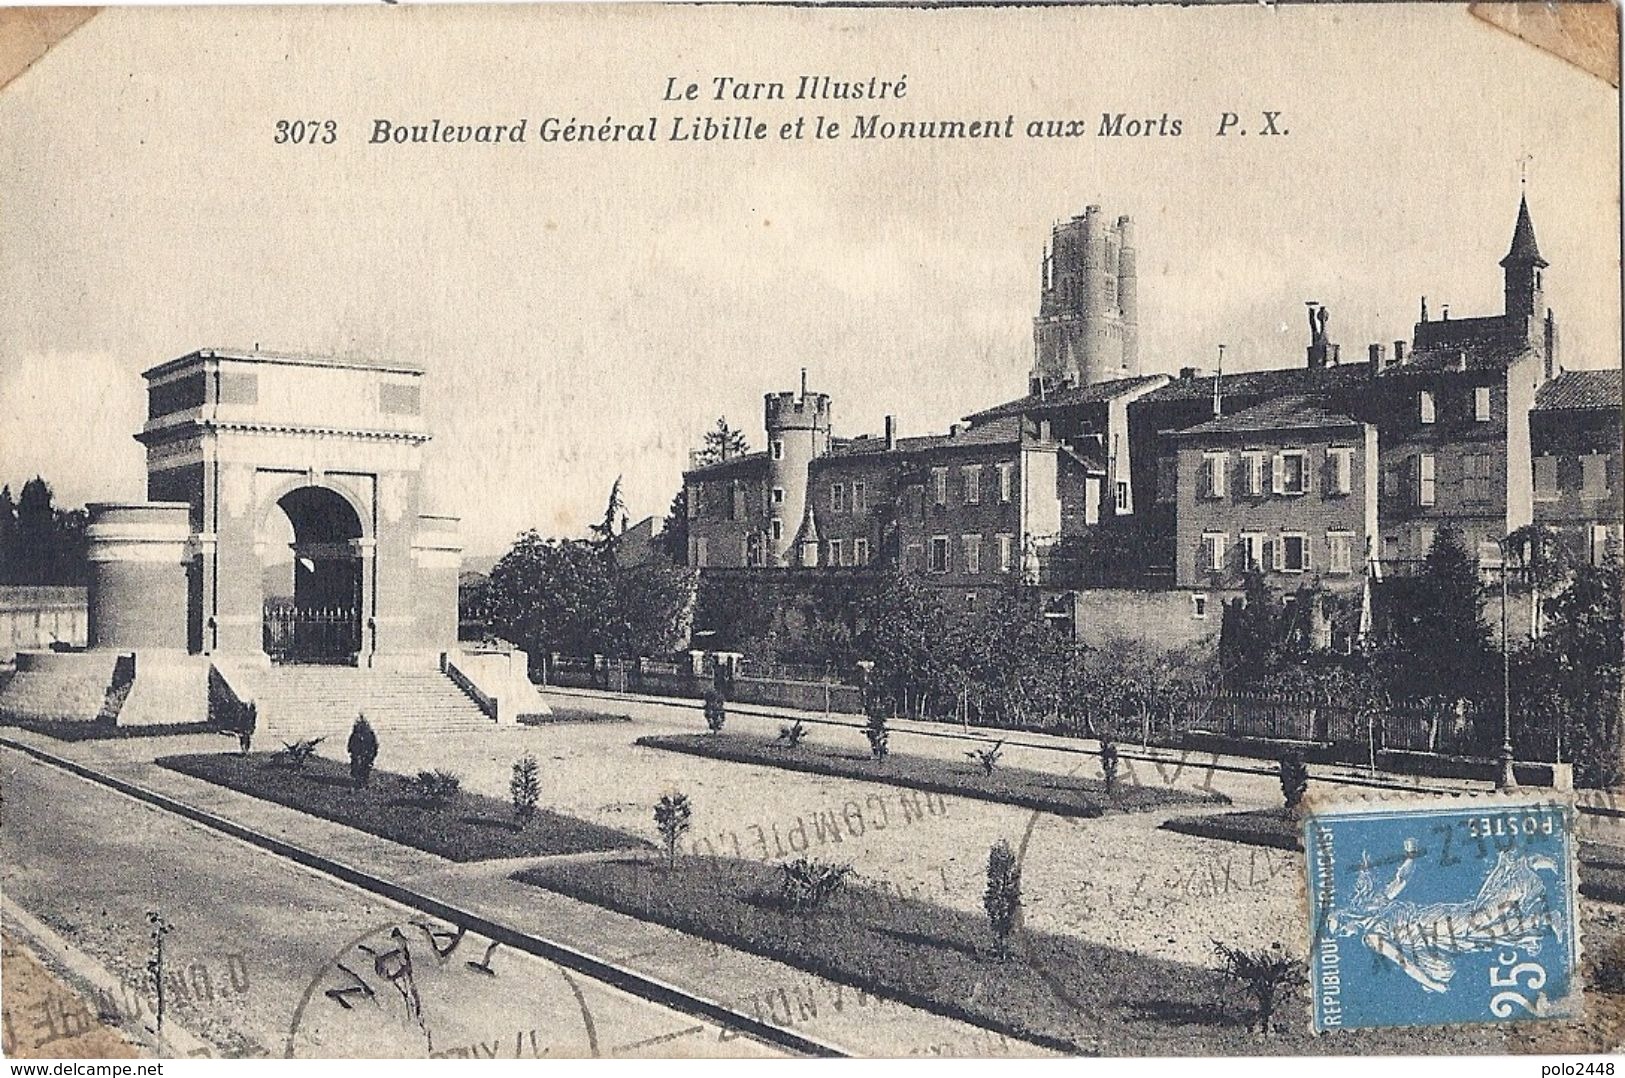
[[1214, 940, 1305, 1033], [778, 857, 853, 913], [1100, 740, 1120, 799], [967, 739, 1005, 776], [347, 715, 379, 787], [983, 838, 1023, 960], [864, 711, 889, 761], [1279, 752, 1310, 814], [412, 769, 462, 807], [510, 753, 541, 825], [654, 792, 692, 869], [274, 737, 323, 769], [236, 701, 257, 756], [703, 689, 727, 734], [775, 719, 808, 749]]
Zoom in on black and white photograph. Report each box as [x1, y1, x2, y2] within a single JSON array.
[[0, 1, 1620, 1066]]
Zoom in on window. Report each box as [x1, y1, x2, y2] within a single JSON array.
[[1201, 531, 1227, 573], [1327, 531, 1353, 574], [1474, 386, 1492, 422], [963, 534, 982, 574], [1329, 447, 1353, 496], [1478, 539, 1504, 568], [1591, 523, 1623, 566], [852, 482, 866, 514], [996, 534, 1013, 572], [771, 486, 785, 505], [1418, 391, 1436, 424], [963, 465, 982, 505], [1085, 478, 1100, 526], [1242, 451, 1266, 496], [997, 462, 1014, 504], [1462, 453, 1493, 501], [1383, 535, 1400, 560], [1382, 465, 1401, 503], [1416, 454, 1436, 507], [770, 440, 785, 461], [1274, 450, 1309, 495], [853, 537, 870, 565], [1418, 525, 1436, 559], [686, 485, 700, 519], [1534, 456, 1559, 499], [1582, 454, 1610, 499], [1240, 532, 1264, 572], [1203, 452, 1228, 499], [931, 467, 948, 506], [830, 483, 845, 512], [1114, 481, 1130, 512], [770, 518, 783, 541], [928, 536, 949, 573], [694, 537, 709, 567], [729, 484, 745, 521], [828, 538, 844, 566], [1280, 532, 1308, 573], [1191, 594, 1208, 620]]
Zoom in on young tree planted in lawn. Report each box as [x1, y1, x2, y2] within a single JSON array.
[[1100, 740, 1120, 799], [703, 688, 727, 734], [776, 719, 808, 749], [983, 838, 1023, 960], [146, 911, 171, 1034], [778, 857, 853, 913], [1214, 940, 1305, 1034], [275, 737, 324, 770], [347, 714, 379, 787], [654, 791, 692, 870], [236, 700, 256, 756], [967, 739, 1004, 776], [1279, 751, 1310, 815], [864, 710, 889, 761], [510, 753, 541, 825], [413, 769, 462, 807]]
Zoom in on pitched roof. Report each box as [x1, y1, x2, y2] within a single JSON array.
[[827, 414, 1026, 457], [963, 374, 1166, 423], [1137, 362, 1369, 405], [683, 449, 767, 477], [1404, 315, 1536, 371], [1501, 194, 1547, 268], [1535, 368, 1622, 411], [1171, 394, 1363, 438]]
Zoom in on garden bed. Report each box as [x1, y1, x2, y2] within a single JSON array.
[[159, 752, 649, 862], [636, 733, 1228, 817], [1162, 808, 1625, 905], [519, 705, 634, 726], [515, 853, 1513, 1055]]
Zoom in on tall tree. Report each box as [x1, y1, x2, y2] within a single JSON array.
[[655, 486, 688, 563], [696, 417, 749, 465], [589, 476, 628, 548], [1381, 528, 1491, 709]]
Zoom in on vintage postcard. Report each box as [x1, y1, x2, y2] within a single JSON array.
[[0, 0, 1621, 1067]]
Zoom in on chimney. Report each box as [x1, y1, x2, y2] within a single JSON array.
[[1368, 343, 1385, 378], [1392, 340, 1406, 366], [1442, 304, 1451, 322], [1039, 419, 1053, 441], [799, 367, 808, 399], [1179, 366, 1198, 381], [949, 423, 961, 438], [884, 414, 897, 451]]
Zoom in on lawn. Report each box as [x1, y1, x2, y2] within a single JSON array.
[[1161, 807, 1625, 904], [516, 853, 1523, 1055], [159, 752, 650, 862], [1, 718, 219, 742], [520, 705, 633, 726], [636, 733, 1228, 817]]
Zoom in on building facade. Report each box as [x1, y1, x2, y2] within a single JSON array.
[[1031, 205, 1140, 393], [1531, 368, 1623, 566]]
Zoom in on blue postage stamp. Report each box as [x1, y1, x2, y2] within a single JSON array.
[[1304, 795, 1580, 1033]]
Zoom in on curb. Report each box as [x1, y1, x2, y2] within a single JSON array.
[[2, 894, 215, 1059], [0, 735, 849, 1059]]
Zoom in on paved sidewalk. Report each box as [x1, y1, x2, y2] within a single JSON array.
[[2, 728, 1053, 1059]]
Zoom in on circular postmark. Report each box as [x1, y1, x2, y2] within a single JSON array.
[[285, 917, 599, 1059]]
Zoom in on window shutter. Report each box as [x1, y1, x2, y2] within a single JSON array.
[[1302, 535, 1312, 570], [1271, 454, 1285, 495], [1272, 536, 1285, 571], [1301, 452, 1314, 494]]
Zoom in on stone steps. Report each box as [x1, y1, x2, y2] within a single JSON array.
[[231, 666, 496, 737]]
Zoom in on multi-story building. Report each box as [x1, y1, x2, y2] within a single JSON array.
[[1169, 394, 1378, 593], [1531, 368, 1623, 566]]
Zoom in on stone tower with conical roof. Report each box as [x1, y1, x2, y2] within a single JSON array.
[[1501, 193, 1548, 324]]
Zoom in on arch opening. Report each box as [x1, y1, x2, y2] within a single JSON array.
[[262, 486, 364, 664]]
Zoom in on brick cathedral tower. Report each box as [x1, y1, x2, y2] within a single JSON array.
[[1030, 205, 1139, 394]]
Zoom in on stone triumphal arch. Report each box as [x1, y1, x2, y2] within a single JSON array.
[[91, 347, 462, 668]]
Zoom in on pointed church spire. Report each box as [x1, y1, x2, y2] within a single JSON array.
[[1500, 194, 1547, 269]]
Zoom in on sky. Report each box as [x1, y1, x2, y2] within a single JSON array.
[[1, 4, 1618, 557]]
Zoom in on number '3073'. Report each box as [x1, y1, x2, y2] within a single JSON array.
[[275, 120, 337, 145]]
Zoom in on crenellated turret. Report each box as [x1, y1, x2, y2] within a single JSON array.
[[763, 370, 831, 566], [1030, 205, 1141, 394]]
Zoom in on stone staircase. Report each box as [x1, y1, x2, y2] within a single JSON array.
[[228, 666, 499, 740]]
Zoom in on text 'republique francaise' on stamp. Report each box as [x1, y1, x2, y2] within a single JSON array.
[[1304, 793, 1581, 1034]]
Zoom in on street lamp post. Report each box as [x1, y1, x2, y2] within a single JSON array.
[[1497, 536, 1517, 789]]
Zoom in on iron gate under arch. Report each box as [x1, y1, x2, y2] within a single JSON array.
[[264, 600, 360, 664]]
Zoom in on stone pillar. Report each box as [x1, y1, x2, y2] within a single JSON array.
[[85, 502, 193, 652]]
